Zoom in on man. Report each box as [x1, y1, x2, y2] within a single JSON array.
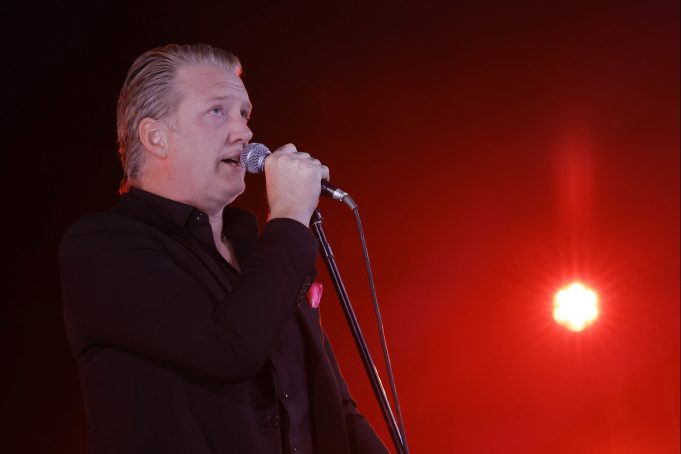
[[60, 43, 387, 454]]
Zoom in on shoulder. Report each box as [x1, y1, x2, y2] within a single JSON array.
[[61, 211, 156, 243], [59, 209, 164, 263], [61, 190, 172, 246]]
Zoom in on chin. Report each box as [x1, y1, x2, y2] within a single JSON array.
[[222, 184, 245, 205]]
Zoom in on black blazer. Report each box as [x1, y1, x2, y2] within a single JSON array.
[[59, 189, 387, 454]]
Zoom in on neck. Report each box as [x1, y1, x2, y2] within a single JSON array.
[[208, 212, 224, 240]]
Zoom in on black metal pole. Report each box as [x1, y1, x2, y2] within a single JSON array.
[[311, 209, 406, 454]]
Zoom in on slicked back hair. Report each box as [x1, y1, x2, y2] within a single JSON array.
[[116, 43, 241, 193]]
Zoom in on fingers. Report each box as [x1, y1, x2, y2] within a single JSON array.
[[274, 143, 298, 154], [320, 164, 330, 181], [273, 144, 311, 162], [271, 143, 328, 179], [265, 143, 330, 226]]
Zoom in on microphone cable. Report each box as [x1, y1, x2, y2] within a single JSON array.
[[351, 205, 410, 453]]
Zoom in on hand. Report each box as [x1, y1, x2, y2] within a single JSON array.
[[265, 143, 330, 226]]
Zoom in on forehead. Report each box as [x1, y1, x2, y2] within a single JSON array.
[[174, 64, 250, 104]]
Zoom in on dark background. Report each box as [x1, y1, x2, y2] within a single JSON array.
[[3, 0, 679, 452]]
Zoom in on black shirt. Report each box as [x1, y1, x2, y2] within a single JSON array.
[[130, 188, 315, 453], [60, 187, 387, 454]]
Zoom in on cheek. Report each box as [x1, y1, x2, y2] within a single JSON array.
[[172, 132, 218, 172]]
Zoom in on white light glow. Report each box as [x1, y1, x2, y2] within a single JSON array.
[[553, 282, 599, 332]]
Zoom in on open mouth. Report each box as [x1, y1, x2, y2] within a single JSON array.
[[221, 158, 240, 166]]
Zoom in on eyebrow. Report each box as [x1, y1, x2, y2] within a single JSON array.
[[207, 95, 252, 111]]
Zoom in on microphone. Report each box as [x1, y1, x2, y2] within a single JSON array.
[[240, 143, 357, 209]]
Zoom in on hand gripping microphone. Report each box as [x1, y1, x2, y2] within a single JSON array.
[[240, 143, 357, 209]]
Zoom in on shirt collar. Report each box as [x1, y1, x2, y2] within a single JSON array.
[[126, 186, 199, 228], [124, 187, 256, 238]]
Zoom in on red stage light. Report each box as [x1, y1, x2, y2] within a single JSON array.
[[553, 282, 599, 332]]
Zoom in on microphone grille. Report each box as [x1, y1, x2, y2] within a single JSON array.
[[240, 143, 271, 174]]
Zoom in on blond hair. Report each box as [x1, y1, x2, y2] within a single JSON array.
[[116, 43, 240, 193]]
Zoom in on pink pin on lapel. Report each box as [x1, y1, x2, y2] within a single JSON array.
[[306, 282, 323, 309]]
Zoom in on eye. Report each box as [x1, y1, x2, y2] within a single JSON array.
[[241, 110, 251, 121], [208, 106, 225, 116]]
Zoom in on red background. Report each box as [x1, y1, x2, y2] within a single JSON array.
[[3, 1, 679, 452]]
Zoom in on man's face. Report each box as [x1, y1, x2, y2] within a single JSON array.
[[164, 64, 253, 211]]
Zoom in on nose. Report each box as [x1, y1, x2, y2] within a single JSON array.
[[229, 117, 253, 144]]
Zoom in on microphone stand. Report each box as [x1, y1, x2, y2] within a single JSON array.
[[311, 209, 407, 454]]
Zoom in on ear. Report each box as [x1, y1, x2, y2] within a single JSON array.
[[138, 117, 168, 158]]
